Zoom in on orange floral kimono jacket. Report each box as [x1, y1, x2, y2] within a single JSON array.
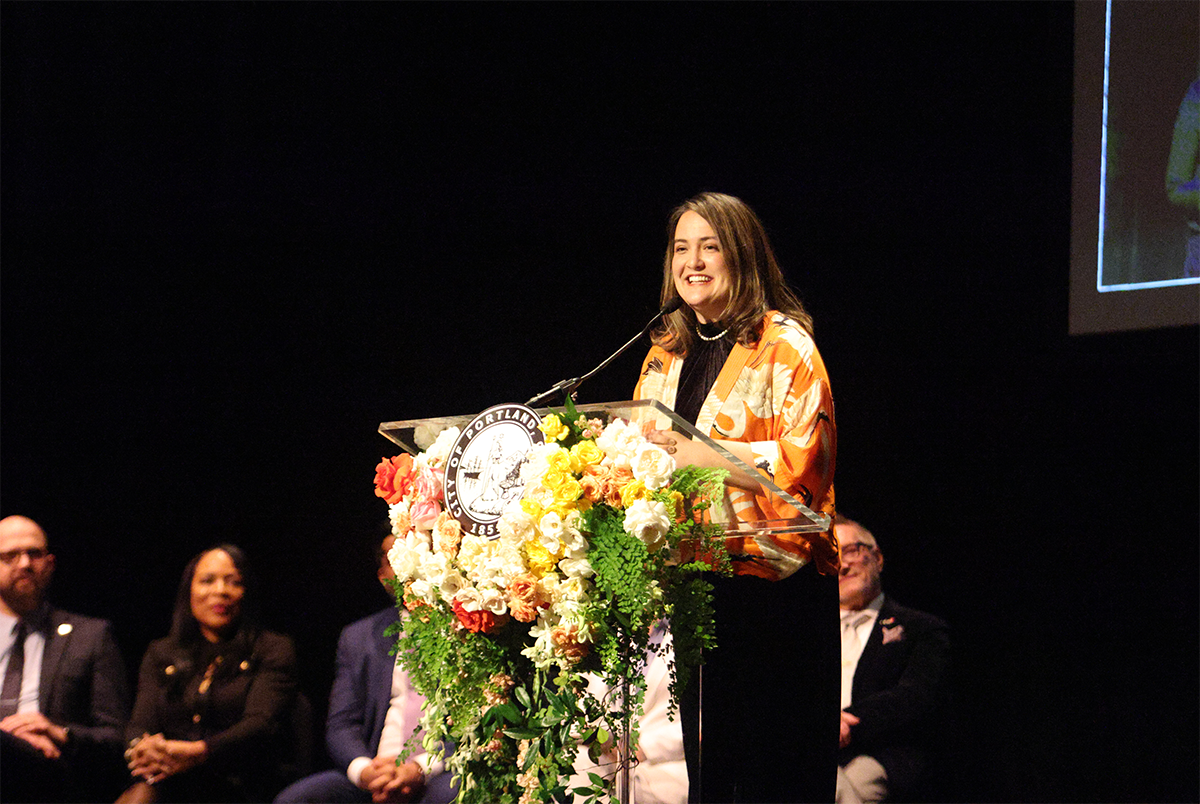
[[634, 311, 838, 580]]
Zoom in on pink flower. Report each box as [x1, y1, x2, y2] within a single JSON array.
[[413, 465, 444, 502], [411, 499, 441, 531]]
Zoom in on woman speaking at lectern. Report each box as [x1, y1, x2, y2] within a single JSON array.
[[635, 192, 839, 803]]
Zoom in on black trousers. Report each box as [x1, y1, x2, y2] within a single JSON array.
[[1, 730, 71, 803], [680, 567, 840, 804]]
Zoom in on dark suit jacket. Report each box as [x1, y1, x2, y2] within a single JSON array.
[[842, 597, 950, 796], [325, 607, 397, 772], [1, 606, 133, 801], [39, 607, 131, 763]]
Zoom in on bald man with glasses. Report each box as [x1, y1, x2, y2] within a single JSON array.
[[835, 516, 950, 804]]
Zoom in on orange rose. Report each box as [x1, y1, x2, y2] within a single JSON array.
[[433, 512, 463, 558], [507, 574, 549, 623], [551, 623, 589, 663], [581, 464, 634, 508], [374, 454, 416, 504], [452, 600, 508, 634], [402, 583, 427, 613]]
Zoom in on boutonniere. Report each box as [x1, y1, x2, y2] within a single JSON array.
[[881, 624, 905, 645]]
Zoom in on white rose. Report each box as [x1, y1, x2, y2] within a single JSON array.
[[498, 503, 536, 547], [519, 443, 559, 484], [423, 426, 461, 468], [457, 535, 489, 575], [453, 586, 484, 612], [479, 585, 508, 616], [632, 443, 676, 490], [556, 576, 590, 603], [596, 419, 642, 470], [421, 552, 451, 587], [558, 555, 593, 579], [623, 498, 671, 553], [388, 533, 429, 582], [538, 511, 565, 554], [413, 425, 439, 452], [410, 578, 437, 606], [439, 570, 468, 603], [524, 482, 556, 510]]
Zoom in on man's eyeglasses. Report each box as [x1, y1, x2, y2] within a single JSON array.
[[840, 542, 876, 560], [0, 548, 49, 564]]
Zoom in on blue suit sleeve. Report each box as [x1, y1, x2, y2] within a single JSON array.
[[325, 621, 375, 771]]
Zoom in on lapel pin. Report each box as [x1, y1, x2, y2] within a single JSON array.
[[57, 623, 73, 636]]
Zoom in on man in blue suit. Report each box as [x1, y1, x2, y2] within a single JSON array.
[[276, 533, 454, 804]]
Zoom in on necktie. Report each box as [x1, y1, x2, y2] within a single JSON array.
[[840, 613, 869, 710], [1, 620, 26, 718]]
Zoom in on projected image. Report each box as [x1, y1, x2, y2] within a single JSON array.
[[1166, 79, 1199, 279], [1098, 0, 1200, 289]]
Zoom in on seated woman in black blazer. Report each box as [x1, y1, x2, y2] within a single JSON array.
[[117, 544, 297, 804]]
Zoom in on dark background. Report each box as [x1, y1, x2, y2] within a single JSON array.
[[2, 4, 1196, 802]]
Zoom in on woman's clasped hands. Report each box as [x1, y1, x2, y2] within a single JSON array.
[[125, 732, 208, 784]]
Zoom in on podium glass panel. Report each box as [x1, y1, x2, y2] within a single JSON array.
[[379, 398, 830, 535]]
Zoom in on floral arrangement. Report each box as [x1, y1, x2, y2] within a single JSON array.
[[373, 401, 731, 803]]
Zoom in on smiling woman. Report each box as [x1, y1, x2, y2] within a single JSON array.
[[634, 192, 839, 803], [118, 546, 299, 804]]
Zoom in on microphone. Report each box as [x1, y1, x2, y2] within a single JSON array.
[[525, 297, 685, 407]]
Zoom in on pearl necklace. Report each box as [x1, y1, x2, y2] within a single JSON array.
[[695, 323, 730, 342]]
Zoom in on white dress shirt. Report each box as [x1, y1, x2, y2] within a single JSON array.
[[1, 610, 47, 714], [347, 661, 442, 787], [841, 593, 885, 709]]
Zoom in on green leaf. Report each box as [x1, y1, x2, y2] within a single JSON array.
[[522, 736, 541, 770], [489, 702, 520, 726], [503, 727, 540, 740], [514, 685, 532, 709]]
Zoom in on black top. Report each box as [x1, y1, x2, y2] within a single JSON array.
[[127, 630, 298, 803], [674, 322, 733, 426]]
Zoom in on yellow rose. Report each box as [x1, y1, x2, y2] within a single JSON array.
[[525, 541, 559, 578], [557, 477, 583, 504], [548, 499, 589, 520], [539, 414, 570, 442], [544, 469, 583, 505], [544, 448, 573, 475], [520, 498, 544, 523], [569, 440, 604, 473], [620, 479, 652, 508]]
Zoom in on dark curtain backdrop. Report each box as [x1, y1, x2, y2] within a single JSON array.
[[2, 4, 1196, 802]]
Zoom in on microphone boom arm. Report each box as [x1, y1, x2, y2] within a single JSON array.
[[524, 299, 681, 408]]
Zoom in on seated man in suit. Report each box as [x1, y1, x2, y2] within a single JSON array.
[[0, 515, 131, 803], [276, 532, 455, 804], [835, 516, 950, 804]]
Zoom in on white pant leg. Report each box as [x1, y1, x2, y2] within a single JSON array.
[[836, 755, 888, 804]]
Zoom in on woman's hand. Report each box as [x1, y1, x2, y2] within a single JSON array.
[[643, 429, 762, 491], [126, 733, 208, 783]]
